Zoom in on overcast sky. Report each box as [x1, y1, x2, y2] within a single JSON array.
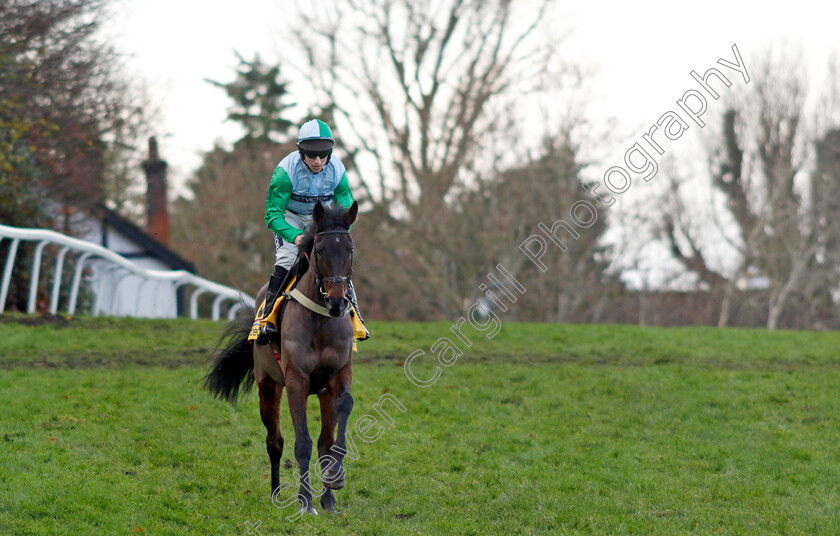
[[109, 0, 840, 193]]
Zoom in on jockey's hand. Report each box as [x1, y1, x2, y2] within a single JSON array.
[[294, 235, 303, 246]]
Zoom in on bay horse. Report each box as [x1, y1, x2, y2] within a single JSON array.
[[203, 201, 358, 517]]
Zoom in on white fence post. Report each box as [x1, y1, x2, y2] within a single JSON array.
[[68, 251, 93, 315], [27, 240, 49, 313], [0, 237, 20, 314], [50, 246, 70, 314]]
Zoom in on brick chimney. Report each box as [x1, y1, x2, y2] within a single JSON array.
[[142, 137, 169, 244]]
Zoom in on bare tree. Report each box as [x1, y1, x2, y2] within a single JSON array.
[[655, 54, 840, 329], [803, 128, 840, 327], [463, 134, 618, 322], [278, 0, 580, 317], [293, 0, 562, 208]]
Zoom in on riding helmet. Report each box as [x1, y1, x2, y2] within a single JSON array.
[[297, 119, 335, 152]]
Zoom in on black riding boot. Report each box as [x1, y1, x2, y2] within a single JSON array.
[[256, 265, 289, 345]]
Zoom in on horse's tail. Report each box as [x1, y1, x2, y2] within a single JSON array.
[[202, 305, 256, 405]]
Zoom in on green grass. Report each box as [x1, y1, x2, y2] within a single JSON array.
[[1, 314, 840, 535]]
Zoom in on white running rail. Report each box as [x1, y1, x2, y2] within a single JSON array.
[[0, 224, 254, 321]]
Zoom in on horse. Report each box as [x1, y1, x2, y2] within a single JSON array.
[[203, 201, 359, 516]]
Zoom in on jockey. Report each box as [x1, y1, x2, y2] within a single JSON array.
[[257, 119, 365, 344]]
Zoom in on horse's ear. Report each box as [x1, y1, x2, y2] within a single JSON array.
[[344, 201, 358, 227], [313, 202, 325, 224]]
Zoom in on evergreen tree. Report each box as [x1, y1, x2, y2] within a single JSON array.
[[206, 52, 296, 145]]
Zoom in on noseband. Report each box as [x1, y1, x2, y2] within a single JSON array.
[[309, 229, 353, 302]]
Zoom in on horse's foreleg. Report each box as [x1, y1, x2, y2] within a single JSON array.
[[317, 389, 339, 512], [285, 372, 317, 515], [258, 375, 285, 494], [325, 364, 353, 491]]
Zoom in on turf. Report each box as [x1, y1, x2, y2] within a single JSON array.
[[1, 314, 839, 535]]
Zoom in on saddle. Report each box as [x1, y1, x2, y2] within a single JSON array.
[[247, 274, 298, 343]]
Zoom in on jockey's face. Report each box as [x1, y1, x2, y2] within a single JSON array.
[[303, 153, 328, 173]]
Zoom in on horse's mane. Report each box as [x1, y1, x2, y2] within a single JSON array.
[[297, 204, 353, 256]]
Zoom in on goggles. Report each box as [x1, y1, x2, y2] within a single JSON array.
[[302, 149, 332, 160]]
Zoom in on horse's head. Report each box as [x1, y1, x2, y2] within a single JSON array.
[[310, 201, 358, 317]]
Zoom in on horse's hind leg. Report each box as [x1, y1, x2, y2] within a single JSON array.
[[258, 375, 285, 494]]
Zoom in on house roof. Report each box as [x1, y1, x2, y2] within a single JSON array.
[[93, 203, 195, 273]]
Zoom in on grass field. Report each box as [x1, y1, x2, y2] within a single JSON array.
[[1, 314, 839, 535]]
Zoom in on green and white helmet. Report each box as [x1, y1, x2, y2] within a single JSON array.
[[297, 119, 335, 151]]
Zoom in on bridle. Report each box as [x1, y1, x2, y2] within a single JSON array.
[[308, 228, 354, 302]]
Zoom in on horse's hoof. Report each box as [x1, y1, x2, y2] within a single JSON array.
[[299, 505, 318, 516]]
